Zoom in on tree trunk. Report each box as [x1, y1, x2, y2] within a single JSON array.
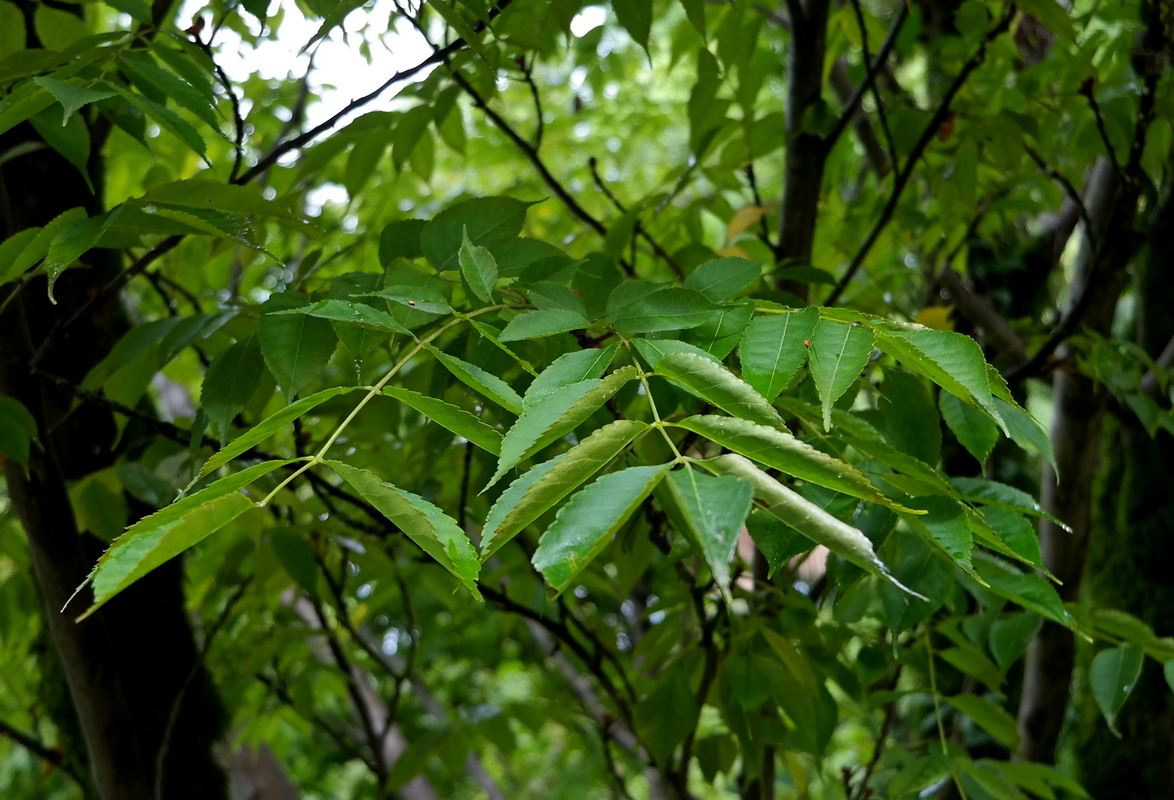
[[1015, 160, 1138, 763], [776, 0, 830, 278], [0, 12, 229, 790], [1071, 167, 1174, 797]]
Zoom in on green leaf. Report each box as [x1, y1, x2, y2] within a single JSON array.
[[327, 273, 386, 358], [373, 285, 452, 316], [947, 695, 1019, 749], [427, 345, 525, 415], [34, 4, 88, 51], [809, 319, 874, 430], [198, 387, 359, 478], [738, 307, 818, 401], [664, 467, 753, 594], [105, 0, 153, 24], [28, 107, 90, 191], [34, 77, 116, 124], [468, 320, 539, 377], [383, 386, 502, 455], [139, 180, 301, 220], [201, 334, 264, 443], [745, 511, 812, 578], [683, 257, 762, 301], [880, 369, 941, 466], [525, 346, 617, 403], [378, 219, 426, 265], [959, 766, 1030, 800], [995, 397, 1055, 470], [674, 415, 905, 511], [899, 496, 973, 571], [1165, 660, 1174, 695], [272, 529, 320, 596], [875, 328, 1002, 430], [656, 352, 785, 430], [459, 225, 499, 303], [105, 81, 207, 161], [1090, 644, 1145, 735], [0, 227, 43, 284], [526, 281, 587, 315], [0, 83, 55, 138], [421, 196, 532, 273], [608, 286, 717, 333], [707, 454, 923, 598], [261, 300, 340, 406], [950, 477, 1068, 528], [532, 463, 670, 593], [975, 555, 1068, 626], [279, 298, 412, 336], [79, 460, 292, 619], [989, 613, 1042, 672], [612, 0, 653, 53], [634, 669, 700, 765], [0, 395, 40, 469], [326, 461, 481, 598], [978, 507, 1043, 571], [488, 366, 637, 489], [1016, 0, 1075, 39], [0, 1, 26, 59], [349, 136, 392, 193], [42, 208, 125, 300], [632, 338, 718, 370], [480, 419, 647, 559], [119, 51, 219, 130], [499, 309, 589, 341], [683, 300, 753, 358], [940, 390, 999, 464]]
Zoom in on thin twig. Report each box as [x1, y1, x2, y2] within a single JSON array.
[[847, 0, 900, 170], [589, 157, 628, 213], [193, 33, 247, 182], [587, 158, 683, 276], [237, 1, 514, 186], [1079, 80, 1123, 180], [823, 2, 908, 159], [0, 718, 84, 786], [517, 56, 545, 147], [743, 163, 774, 247], [257, 672, 380, 773], [1024, 144, 1094, 236], [310, 595, 389, 784], [826, 7, 1013, 306], [155, 578, 252, 800]]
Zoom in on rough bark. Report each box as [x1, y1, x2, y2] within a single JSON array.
[[0, 9, 229, 791], [776, 0, 830, 274], [1071, 167, 1174, 797], [1015, 158, 1137, 763]]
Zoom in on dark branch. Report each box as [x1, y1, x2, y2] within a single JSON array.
[[193, 32, 247, 182], [826, 7, 1014, 305], [1079, 79, 1124, 180], [1024, 144, 1094, 235], [0, 718, 84, 786], [823, 2, 908, 161], [236, 1, 514, 186], [155, 578, 252, 800]]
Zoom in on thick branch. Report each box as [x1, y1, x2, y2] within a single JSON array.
[[775, 0, 831, 271]]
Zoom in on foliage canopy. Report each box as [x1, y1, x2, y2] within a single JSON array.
[[1, 0, 1173, 798]]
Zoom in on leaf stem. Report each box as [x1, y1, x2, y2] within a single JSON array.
[[258, 306, 505, 505]]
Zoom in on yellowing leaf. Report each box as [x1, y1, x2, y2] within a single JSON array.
[[725, 205, 766, 242], [717, 244, 752, 260], [915, 305, 955, 331]]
